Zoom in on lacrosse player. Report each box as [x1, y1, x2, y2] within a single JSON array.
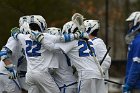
[[47, 27, 78, 93], [30, 13, 106, 93], [0, 16, 31, 93], [123, 11, 140, 93], [0, 36, 22, 93], [11, 15, 61, 93], [84, 20, 111, 93]]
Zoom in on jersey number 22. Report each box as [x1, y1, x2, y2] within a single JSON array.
[[26, 40, 41, 57]]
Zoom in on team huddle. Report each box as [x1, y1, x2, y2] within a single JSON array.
[[0, 13, 111, 93]]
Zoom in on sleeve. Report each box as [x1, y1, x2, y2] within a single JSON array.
[[44, 33, 77, 43], [5, 37, 18, 52], [1, 37, 18, 60], [55, 40, 76, 53], [41, 34, 62, 52], [94, 39, 111, 72], [44, 33, 61, 43]]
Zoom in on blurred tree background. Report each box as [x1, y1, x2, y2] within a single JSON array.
[[0, 0, 139, 88]]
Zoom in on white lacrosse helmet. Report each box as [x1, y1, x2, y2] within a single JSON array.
[[29, 15, 47, 32], [62, 21, 78, 34], [126, 12, 140, 26], [84, 20, 100, 34], [47, 27, 61, 35], [125, 12, 140, 44]]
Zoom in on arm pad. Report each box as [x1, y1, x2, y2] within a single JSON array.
[[1, 46, 12, 61]]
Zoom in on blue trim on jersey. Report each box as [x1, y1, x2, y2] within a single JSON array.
[[0, 51, 7, 57], [78, 81, 82, 93], [0, 73, 7, 75], [91, 37, 98, 41], [64, 34, 71, 42], [63, 84, 66, 93], [64, 53, 71, 66], [125, 33, 140, 89], [17, 56, 25, 67]]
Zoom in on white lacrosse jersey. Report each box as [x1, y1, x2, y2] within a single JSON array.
[[4, 37, 24, 71], [17, 33, 59, 72], [55, 40, 103, 80], [89, 37, 111, 73], [52, 52, 77, 88]]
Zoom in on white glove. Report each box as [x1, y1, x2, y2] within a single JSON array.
[[60, 31, 89, 42], [11, 27, 20, 40], [30, 31, 44, 43]]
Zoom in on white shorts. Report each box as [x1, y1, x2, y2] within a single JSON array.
[[78, 78, 106, 93], [0, 73, 21, 93], [26, 71, 60, 93]]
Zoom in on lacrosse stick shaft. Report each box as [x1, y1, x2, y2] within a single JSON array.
[[85, 39, 104, 77], [105, 79, 123, 85], [100, 47, 111, 65]]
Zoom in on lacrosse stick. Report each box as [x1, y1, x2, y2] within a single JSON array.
[[72, 13, 104, 77], [72, 13, 85, 32], [100, 46, 111, 65]]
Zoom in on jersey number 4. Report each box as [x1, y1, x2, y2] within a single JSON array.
[[26, 40, 41, 57], [78, 40, 95, 57]]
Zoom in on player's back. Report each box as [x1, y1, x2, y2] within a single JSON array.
[[17, 34, 54, 72], [56, 39, 103, 79]]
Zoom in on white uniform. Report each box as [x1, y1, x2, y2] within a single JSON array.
[[17, 33, 60, 93], [4, 37, 29, 91], [52, 52, 78, 93], [42, 39, 106, 93], [0, 37, 21, 93], [89, 37, 111, 93]]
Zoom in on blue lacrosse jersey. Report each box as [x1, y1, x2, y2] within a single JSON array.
[[125, 33, 140, 89]]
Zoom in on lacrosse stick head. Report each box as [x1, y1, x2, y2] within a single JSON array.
[[71, 13, 85, 32]]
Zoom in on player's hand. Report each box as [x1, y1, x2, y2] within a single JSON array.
[[74, 30, 89, 39], [80, 32, 89, 39], [5, 64, 17, 79], [30, 31, 44, 43], [11, 27, 20, 40], [122, 84, 131, 93]]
